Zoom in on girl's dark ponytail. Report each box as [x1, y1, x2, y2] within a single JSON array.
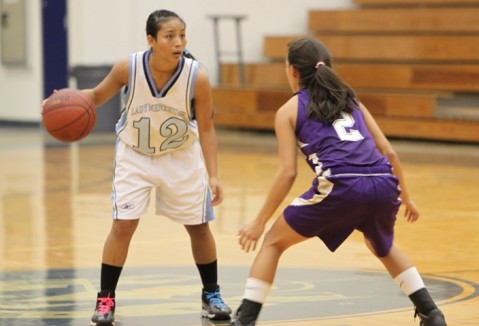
[[288, 38, 356, 124]]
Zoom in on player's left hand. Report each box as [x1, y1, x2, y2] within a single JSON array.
[[403, 198, 419, 223], [209, 177, 223, 206]]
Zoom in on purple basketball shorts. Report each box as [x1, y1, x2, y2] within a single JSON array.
[[284, 166, 401, 257]]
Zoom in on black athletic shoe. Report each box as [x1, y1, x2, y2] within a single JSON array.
[[90, 290, 115, 326], [231, 320, 255, 326], [415, 308, 447, 326], [201, 286, 232, 320], [233, 303, 243, 321], [231, 301, 260, 326]]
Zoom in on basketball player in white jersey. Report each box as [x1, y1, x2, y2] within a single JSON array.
[[76, 9, 231, 326]]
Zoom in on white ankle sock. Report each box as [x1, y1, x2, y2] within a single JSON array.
[[243, 277, 272, 304], [394, 267, 425, 295]]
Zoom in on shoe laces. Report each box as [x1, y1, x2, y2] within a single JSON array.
[[205, 290, 227, 307], [97, 293, 115, 314]]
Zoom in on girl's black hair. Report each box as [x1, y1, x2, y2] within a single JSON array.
[[145, 9, 196, 60], [182, 48, 196, 60], [287, 38, 356, 124], [146, 9, 184, 37]]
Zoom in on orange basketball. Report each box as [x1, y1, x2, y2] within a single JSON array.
[[42, 88, 96, 142]]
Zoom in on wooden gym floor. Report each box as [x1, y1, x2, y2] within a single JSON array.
[[0, 126, 478, 325]]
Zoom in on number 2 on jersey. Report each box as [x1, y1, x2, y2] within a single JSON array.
[[332, 113, 364, 141]]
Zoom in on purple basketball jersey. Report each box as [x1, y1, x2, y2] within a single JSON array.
[[295, 90, 389, 175], [283, 90, 401, 257]]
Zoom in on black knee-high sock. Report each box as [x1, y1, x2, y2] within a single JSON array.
[[409, 288, 438, 315], [101, 263, 123, 292], [196, 260, 218, 291]]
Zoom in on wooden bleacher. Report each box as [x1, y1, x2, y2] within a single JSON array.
[[263, 35, 479, 62], [219, 62, 479, 92], [308, 7, 479, 33], [354, 0, 479, 7], [212, 0, 479, 143]]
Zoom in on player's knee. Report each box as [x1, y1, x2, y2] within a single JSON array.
[[262, 231, 289, 254], [110, 219, 138, 238], [185, 222, 211, 239]]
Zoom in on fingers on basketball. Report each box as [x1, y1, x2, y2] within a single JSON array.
[[41, 88, 96, 142]]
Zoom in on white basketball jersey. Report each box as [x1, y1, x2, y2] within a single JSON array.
[[116, 50, 199, 156]]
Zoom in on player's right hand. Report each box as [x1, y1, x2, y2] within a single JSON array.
[[41, 89, 58, 109], [237, 219, 265, 253]]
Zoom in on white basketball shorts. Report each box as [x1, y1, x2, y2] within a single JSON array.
[[111, 138, 214, 225]]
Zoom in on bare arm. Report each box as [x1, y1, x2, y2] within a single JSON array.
[[81, 59, 129, 108], [193, 67, 222, 206], [237, 96, 299, 252], [42, 59, 128, 111], [359, 102, 419, 223]]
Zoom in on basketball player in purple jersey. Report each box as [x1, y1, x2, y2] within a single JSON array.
[[232, 38, 446, 326]]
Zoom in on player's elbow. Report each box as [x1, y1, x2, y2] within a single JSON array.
[[280, 166, 297, 181], [382, 147, 399, 164]]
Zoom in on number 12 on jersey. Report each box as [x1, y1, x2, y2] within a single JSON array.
[[133, 117, 190, 154]]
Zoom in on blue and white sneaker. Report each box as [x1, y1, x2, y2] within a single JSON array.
[[201, 286, 232, 320]]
